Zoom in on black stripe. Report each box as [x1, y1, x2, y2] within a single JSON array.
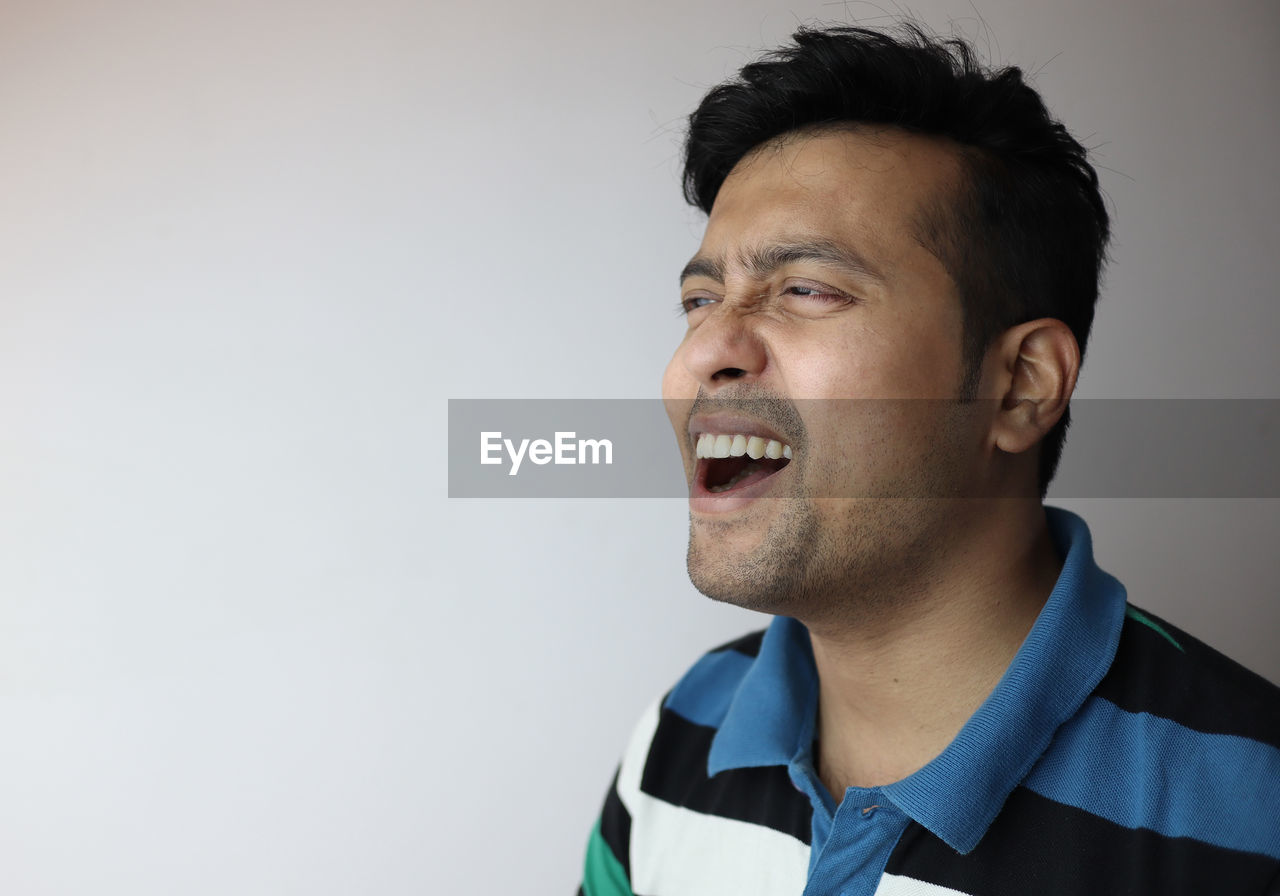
[[639, 706, 811, 844], [886, 786, 1280, 895], [707, 628, 766, 659], [600, 769, 632, 880], [1095, 606, 1280, 748]]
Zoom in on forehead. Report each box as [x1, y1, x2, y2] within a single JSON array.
[[699, 126, 963, 269]]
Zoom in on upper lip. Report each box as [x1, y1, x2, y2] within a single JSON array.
[[687, 413, 792, 448]]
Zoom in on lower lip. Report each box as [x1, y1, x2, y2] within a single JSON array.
[[689, 461, 790, 515]]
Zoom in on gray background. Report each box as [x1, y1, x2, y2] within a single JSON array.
[[1, 0, 1276, 892]]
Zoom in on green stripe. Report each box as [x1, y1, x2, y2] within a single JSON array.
[[1126, 605, 1185, 652], [582, 818, 632, 896]]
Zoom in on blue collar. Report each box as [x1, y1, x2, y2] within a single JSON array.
[[706, 507, 1128, 854]]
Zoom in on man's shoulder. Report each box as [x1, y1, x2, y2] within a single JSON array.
[[896, 605, 1280, 894], [1096, 602, 1280, 747], [1007, 602, 1280, 878]]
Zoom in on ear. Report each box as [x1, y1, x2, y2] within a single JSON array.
[[985, 318, 1080, 456]]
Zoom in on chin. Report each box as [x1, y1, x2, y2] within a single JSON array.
[[685, 503, 821, 615]]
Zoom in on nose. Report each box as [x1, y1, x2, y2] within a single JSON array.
[[677, 303, 769, 392]]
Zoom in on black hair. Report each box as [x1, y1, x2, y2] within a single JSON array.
[[682, 24, 1111, 496]]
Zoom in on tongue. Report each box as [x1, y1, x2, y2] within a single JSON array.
[[707, 456, 789, 492]]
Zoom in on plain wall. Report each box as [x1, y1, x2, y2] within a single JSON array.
[[1, 0, 1276, 892]]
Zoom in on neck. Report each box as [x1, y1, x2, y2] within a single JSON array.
[[805, 501, 1061, 797]]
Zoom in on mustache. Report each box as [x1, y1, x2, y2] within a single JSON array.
[[686, 389, 808, 445]]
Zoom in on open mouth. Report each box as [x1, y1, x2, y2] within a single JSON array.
[[695, 433, 793, 494]]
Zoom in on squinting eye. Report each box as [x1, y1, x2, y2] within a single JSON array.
[[678, 295, 717, 315], [783, 284, 847, 303]]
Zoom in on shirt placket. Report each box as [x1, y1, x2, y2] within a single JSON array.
[[790, 762, 912, 896]]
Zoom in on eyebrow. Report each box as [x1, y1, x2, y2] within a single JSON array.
[[679, 239, 888, 287]]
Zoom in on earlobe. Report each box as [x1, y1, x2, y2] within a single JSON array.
[[991, 319, 1080, 456]]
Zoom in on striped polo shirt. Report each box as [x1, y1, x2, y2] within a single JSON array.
[[579, 508, 1280, 895]]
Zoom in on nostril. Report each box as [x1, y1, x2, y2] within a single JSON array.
[[713, 367, 747, 380]]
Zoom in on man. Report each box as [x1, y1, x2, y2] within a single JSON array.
[[580, 24, 1280, 896]]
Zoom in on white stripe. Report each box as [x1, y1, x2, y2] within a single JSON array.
[[874, 872, 975, 896], [615, 698, 811, 896]]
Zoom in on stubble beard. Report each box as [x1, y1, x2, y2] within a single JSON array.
[[685, 495, 946, 628], [684, 401, 977, 627], [686, 497, 821, 616]]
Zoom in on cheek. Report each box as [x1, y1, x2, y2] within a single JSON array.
[[661, 352, 694, 444], [819, 318, 964, 398], [892, 296, 967, 394], [808, 402, 901, 483], [660, 360, 678, 400], [661, 344, 697, 400], [781, 347, 891, 400]]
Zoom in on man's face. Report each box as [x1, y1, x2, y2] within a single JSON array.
[[661, 126, 990, 622]]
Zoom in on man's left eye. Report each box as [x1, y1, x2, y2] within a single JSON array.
[[782, 284, 849, 303]]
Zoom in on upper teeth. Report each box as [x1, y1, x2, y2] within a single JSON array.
[[695, 433, 793, 461]]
